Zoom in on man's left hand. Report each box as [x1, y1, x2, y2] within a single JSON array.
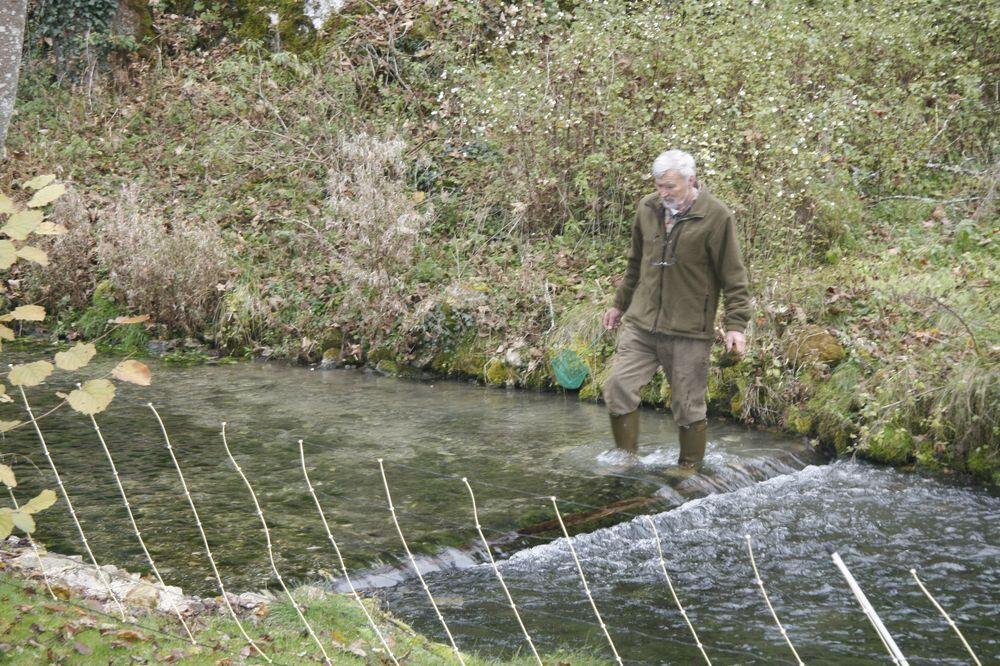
[[724, 331, 746, 355]]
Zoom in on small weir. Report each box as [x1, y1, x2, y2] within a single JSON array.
[[3, 358, 996, 663]]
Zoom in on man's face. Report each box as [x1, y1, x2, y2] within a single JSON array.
[[654, 170, 695, 209]]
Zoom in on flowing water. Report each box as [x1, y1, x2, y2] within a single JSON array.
[[3, 357, 997, 664]]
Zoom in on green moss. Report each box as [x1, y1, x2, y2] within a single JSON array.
[[865, 424, 914, 465], [375, 358, 399, 375], [484, 358, 516, 386], [784, 404, 813, 435], [966, 445, 1000, 485], [72, 281, 149, 352]]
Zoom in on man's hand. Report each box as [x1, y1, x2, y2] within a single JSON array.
[[724, 330, 746, 355], [603, 307, 623, 330]]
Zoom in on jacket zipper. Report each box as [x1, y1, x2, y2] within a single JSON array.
[[651, 219, 685, 333]]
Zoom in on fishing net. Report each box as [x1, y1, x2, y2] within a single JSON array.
[[551, 348, 590, 389]]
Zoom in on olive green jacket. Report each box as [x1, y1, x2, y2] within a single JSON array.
[[612, 190, 751, 339]]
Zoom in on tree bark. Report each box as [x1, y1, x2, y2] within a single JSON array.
[[0, 0, 28, 160]]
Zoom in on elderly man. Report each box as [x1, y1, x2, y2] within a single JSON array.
[[602, 149, 750, 468]]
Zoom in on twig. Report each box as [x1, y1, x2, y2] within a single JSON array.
[[462, 478, 542, 665], [745, 535, 804, 665], [378, 458, 465, 665], [550, 496, 623, 666], [299, 441, 399, 666], [15, 384, 127, 619], [543, 280, 556, 333], [89, 414, 196, 643], [147, 403, 271, 663], [909, 569, 982, 666], [645, 516, 711, 665], [221, 425, 330, 664], [872, 195, 981, 206]]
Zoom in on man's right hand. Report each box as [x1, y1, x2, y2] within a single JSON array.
[[602, 307, 623, 330]]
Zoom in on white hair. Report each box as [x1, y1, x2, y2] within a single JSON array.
[[651, 149, 696, 179]]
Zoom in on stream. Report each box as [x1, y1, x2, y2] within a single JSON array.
[[2, 357, 997, 664]]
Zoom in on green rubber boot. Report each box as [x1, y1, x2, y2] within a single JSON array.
[[678, 419, 707, 469], [609, 411, 639, 454]]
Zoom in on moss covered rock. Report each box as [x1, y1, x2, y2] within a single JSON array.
[[785, 324, 846, 367], [865, 424, 914, 465]]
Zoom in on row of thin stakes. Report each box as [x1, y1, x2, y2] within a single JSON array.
[[7, 391, 985, 665]]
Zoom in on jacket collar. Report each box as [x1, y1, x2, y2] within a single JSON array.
[[644, 190, 708, 221]]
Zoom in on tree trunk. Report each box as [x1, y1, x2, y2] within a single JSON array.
[[0, 0, 28, 160]]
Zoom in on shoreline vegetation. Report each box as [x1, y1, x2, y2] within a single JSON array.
[[1, 0, 996, 486]]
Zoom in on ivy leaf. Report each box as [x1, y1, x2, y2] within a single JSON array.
[[9, 361, 54, 387], [27, 183, 66, 208], [111, 360, 151, 386], [1, 304, 46, 322], [35, 222, 69, 235], [109, 315, 150, 325], [0, 193, 15, 215], [0, 420, 20, 432], [21, 489, 57, 514], [0, 464, 15, 487], [23, 174, 56, 191], [0, 324, 14, 340], [0, 511, 12, 539], [67, 379, 115, 415], [2, 210, 44, 240], [0, 240, 15, 269], [11, 510, 34, 534], [55, 343, 97, 371], [15, 246, 48, 266]]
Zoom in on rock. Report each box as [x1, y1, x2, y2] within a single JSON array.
[[784, 324, 845, 366], [319, 347, 343, 369], [125, 582, 161, 609]]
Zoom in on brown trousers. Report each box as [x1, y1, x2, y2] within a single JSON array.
[[602, 323, 712, 426]]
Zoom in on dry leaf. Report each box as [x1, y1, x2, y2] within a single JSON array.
[[23, 174, 56, 191], [15, 245, 48, 266], [0, 324, 14, 341], [2, 210, 44, 240], [112, 360, 151, 386], [0, 193, 15, 215], [0, 420, 20, 433], [9, 361, 54, 387], [4, 304, 46, 321], [109, 314, 150, 325], [0, 464, 15, 487], [55, 343, 97, 371], [67, 379, 116, 415], [0, 240, 15, 269], [35, 222, 68, 235]]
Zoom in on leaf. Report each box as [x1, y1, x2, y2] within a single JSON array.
[[21, 489, 57, 514], [9, 361, 54, 386], [67, 379, 115, 415], [5, 304, 46, 321], [2, 209, 43, 240], [23, 174, 56, 191], [10, 510, 34, 533], [0, 420, 20, 432], [0, 193, 15, 215], [0, 464, 15, 487], [15, 246, 48, 266], [0, 240, 15, 269], [35, 222, 68, 235], [111, 360, 151, 386], [109, 314, 150, 325], [0, 324, 14, 340], [0, 512, 12, 539], [27, 183, 66, 208], [55, 343, 96, 371]]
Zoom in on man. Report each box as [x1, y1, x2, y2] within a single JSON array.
[[602, 149, 750, 468]]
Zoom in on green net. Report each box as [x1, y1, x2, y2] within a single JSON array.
[[551, 348, 590, 389]]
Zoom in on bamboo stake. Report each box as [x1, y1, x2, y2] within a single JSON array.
[[17, 384, 127, 620], [909, 568, 982, 666], [645, 516, 712, 665], [5, 485, 56, 600], [147, 403, 271, 663], [377, 458, 465, 665], [550, 496, 623, 666], [299, 441, 400, 666], [745, 535, 804, 665], [221, 424, 330, 664], [830, 551, 908, 666], [89, 414, 196, 643], [462, 477, 542, 666]]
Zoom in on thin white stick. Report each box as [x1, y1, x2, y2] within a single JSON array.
[[462, 477, 542, 666], [550, 496, 623, 666], [6, 485, 57, 600], [645, 516, 711, 665], [221, 424, 330, 664], [830, 551, 908, 666], [909, 568, 982, 666], [377, 458, 465, 666], [17, 383, 127, 620], [299, 441, 399, 666], [147, 403, 271, 663], [745, 535, 803, 665], [89, 414, 196, 643]]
